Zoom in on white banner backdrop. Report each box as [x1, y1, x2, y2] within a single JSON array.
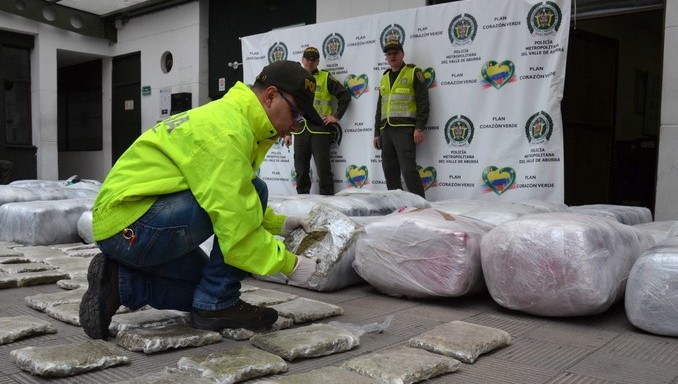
[[242, 0, 570, 203]]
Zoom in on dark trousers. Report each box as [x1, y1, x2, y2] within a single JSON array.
[[380, 125, 425, 198], [293, 129, 334, 195]]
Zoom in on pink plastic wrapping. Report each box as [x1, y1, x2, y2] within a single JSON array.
[[481, 212, 655, 316], [353, 208, 494, 298]]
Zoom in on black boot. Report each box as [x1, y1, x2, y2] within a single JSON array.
[[190, 299, 278, 331], [79, 253, 120, 340]]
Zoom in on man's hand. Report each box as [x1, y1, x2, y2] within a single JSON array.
[[287, 256, 318, 286], [373, 136, 381, 150], [281, 216, 310, 237], [322, 115, 339, 125], [284, 134, 292, 147], [414, 128, 424, 145]]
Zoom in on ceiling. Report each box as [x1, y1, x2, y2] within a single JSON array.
[[0, 0, 194, 41], [47, 0, 154, 17]]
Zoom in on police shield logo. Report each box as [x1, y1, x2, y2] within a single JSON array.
[[323, 33, 345, 61], [445, 115, 474, 147], [527, 2, 562, 35], [380, 24, 406, 50], [525, 111, 553, 144], [268, 42, 288, 63], [448, 14, 478, 45]]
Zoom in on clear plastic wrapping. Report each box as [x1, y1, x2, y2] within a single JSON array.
[[257, 205, 365, 291], [569, 204, 652, 225], [481, 212, 656, 316], [353, 208, 494, 298], [0, 199, 94, 245], [625, 237, 678, 336], [269, 189, 430, 217]]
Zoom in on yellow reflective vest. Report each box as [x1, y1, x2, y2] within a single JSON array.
[[379, 65, 417, 127], [92, 82, 297, 276], [295, 70, 332, 134]]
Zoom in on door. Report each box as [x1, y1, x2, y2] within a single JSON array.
[[0, 31, 35, 182], [561, 29, 618, 206], [112, 52, 141, 163], [208, 0, 316, 99]]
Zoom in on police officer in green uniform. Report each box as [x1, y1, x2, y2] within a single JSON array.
[[373, 40, 429, 199], [284, 47, 351, 195]]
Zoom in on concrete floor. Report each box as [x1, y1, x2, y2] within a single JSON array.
[[2, 275, 678, 383]]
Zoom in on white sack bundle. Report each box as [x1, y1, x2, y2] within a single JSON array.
[[270, 189, 430, 217], [0, 199, 94, 245], [481, 212, 655, 316], [256, 205, 365, 291], [353, 208, 494, 298], [569, 204, 652, 225], [625, 237, 678, 336]]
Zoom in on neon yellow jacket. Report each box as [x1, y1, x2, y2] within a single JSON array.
[[92, 82, 297, 276]]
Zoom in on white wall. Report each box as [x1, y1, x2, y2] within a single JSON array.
[[28, 22, 110, 181], [0, 0, 206, 182], [655, 3, 678, 220], [112, 1, 207, 133], [316, 0, 426, 22]]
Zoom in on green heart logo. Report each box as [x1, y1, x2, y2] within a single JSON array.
[[482, 166, 516, 195], [418, 165, 437, 191], [344, 74, 369, 99], [345, 164, 368, 188], [481, 60, 515, 89], [422, 67, 436, 88]]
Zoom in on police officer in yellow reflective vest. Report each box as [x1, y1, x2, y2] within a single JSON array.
[[284, 47, 351, 195], [373, 40, 429, 199]]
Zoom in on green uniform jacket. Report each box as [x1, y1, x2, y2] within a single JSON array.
[[92, 82, 297, 276]]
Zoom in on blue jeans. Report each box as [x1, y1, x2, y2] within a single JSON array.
[[97, 178, 269, 312]]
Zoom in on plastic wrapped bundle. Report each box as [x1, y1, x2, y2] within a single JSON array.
[[77, 211, 94, 244], [430, 199, 569, 218], [270, 189, 430, 217], [513, 200, 571, 213], [633, 221, 677, 243], [0, 184, 98, 206], [10, 180, 65, 188], [10, 177, 101, 189], [481, 212, 656, 316], [353, 208, 494, 298], [569, 204, 652, 225], [0, 199, 94, 245], [256, 205, 365, 291], [0, 186, 38, 206], [429, 199, 491, 215], [668, 221, 678, 237], [625, 237, 678, 336], [458, 201, 546, 226], [268, 195, 329, 217]]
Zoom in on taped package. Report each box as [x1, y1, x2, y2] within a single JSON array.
[[256, 205, 365, 291]]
